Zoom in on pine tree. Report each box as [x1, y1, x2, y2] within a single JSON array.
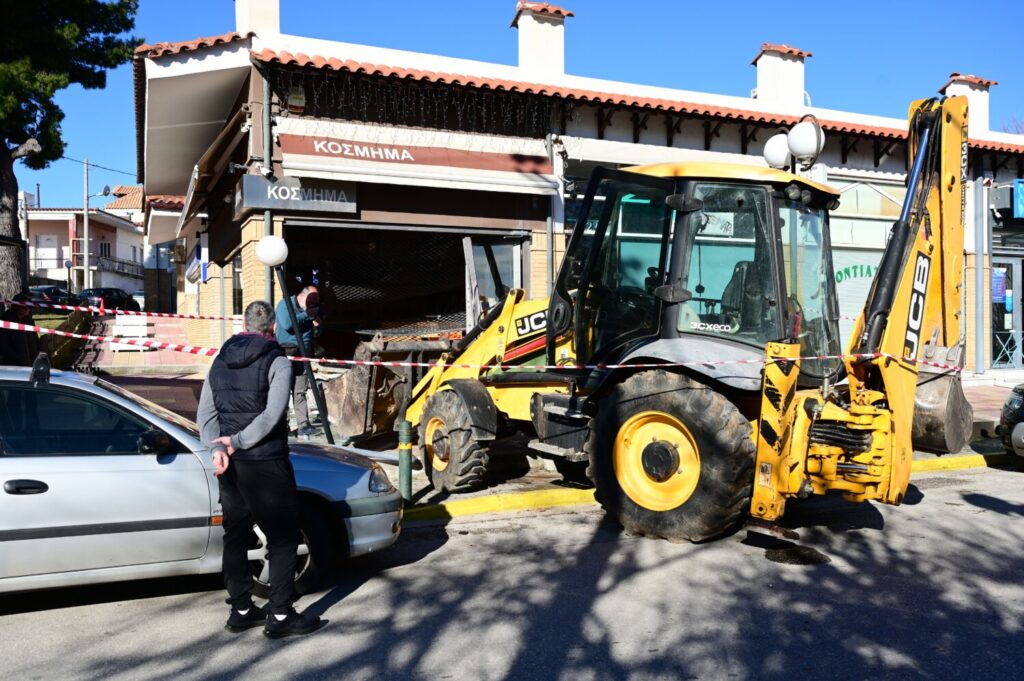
[[0, 0, 139, 298]]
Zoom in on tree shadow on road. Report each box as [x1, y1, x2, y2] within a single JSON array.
[[9, 473, 1024, 681]]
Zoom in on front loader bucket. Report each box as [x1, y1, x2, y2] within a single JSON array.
[[911, 348, 973, 454], [323, 364, 402, 441]]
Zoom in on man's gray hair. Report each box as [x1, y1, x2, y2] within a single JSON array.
[[244, 300, 275, 334]]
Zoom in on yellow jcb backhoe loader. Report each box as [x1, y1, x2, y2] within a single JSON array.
[[390, 96, 974, 541]]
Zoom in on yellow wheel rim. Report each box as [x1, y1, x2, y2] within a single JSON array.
[[424, 416, 450, 472], [614, 411, 700, 512]]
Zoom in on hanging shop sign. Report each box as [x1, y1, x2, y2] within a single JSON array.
[[185, 232, 209, 284], [233, 175, 357, 220]]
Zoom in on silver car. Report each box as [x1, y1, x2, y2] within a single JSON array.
[[0, 364, 402, 595]]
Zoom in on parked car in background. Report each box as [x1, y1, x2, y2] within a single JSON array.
[[27, 286, 76, 306], [131, 290, 145, 311], [0, 362, 402, 596], [77, 288, 141, 312]]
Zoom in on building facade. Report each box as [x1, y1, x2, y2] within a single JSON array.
[[21, 190, 144, 294], [134, 1, 1024, 372]]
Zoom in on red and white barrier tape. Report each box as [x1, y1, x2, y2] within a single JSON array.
[[0, 320, 218, 357], [6, 301, 872, 327], [2, 299, 239, 321], [0, 319, 963, 374]]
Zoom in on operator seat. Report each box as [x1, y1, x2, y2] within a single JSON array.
[[720, 261, 764, 332]]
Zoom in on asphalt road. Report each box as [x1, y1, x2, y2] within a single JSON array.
[[2, 466, 1023, 681]]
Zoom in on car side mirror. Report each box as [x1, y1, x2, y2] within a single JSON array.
[[138, 429, 171, 455]]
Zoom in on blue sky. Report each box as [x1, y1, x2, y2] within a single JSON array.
[[17, 0, 1024, 208]]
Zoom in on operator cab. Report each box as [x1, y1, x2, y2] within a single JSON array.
[[548, 163, 843, 384]]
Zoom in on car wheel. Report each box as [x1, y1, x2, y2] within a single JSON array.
[[248, 504, 335, 599]]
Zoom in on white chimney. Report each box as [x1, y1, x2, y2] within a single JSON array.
[[752, 43, 811, 110], [940, 73, 997, 134], [235, 0, 280, 36], [512, 2, 574, 78]]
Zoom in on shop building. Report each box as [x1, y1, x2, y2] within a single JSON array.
[[134, 1, 1024, 372]]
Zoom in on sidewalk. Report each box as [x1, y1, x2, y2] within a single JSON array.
[[963, 384, 1011, 439], [70, 315, 210, 376]]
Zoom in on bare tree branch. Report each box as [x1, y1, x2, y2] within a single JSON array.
[[10, 138, 41, 160]]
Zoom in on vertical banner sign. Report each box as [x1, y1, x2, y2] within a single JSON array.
[[1015, 179, 1024, 220]]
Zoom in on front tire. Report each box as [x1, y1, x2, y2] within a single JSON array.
[[419, 390, 489, 493], [249, 504, 334, 599], [587, 370, 755, 542]]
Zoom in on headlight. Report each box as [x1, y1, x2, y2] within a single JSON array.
[[368, 465, 396, 494], [1008, 395, 1023, 411]]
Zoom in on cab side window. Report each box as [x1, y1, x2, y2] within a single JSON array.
[[0, 385, 150, 456]]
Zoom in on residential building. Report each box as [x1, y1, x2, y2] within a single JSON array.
[[133, 0, 1024, 371], [23, 193, 144, 293]]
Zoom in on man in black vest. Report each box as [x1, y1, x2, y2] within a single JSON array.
[[197, 300, 325, 638]]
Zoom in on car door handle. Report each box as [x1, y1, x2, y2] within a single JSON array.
[[4, 479, 49, 495]]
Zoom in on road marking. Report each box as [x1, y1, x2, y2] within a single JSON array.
[[404, 454, 1018, 521]]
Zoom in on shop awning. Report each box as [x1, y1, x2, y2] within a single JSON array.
[[175, 108, 248, 239], [276, 118, 559, 195]]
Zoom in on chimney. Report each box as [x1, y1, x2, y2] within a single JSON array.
[[235, 0, 280, 36], [752, 43, 811, 110], [940, 73, 997, 134], [512, 2, 574, 78]]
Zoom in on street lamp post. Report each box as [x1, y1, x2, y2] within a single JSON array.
[[82, 158, 110, 291], [256, 235, 335, 445], [64, 259, 73, 293]]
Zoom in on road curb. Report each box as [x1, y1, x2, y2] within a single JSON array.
[[403, 453, 1017, 523], [911, 452, 1012, 472], [404, 487, 596, 522]]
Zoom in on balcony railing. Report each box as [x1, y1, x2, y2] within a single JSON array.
[[60, 253, 144, 279], [97, 255, 144, 278]]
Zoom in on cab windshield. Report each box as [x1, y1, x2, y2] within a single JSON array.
[[676, 183, 781, 347]]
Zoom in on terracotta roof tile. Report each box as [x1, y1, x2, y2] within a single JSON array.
[[105, 186, 145, 210], [940, 72, 999, 93], [252, 49, 910, 141], [512, 2, 574, 27], [254, 49, 1024, 155], [147, 195, 186, 211], [135, 31, 252, 58], [970, 138, 1024, 154], [752, 43, 812, 65]]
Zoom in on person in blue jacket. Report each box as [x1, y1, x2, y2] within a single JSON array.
[[274, 285, 322, 437]]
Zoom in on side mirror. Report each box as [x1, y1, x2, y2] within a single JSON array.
[[138, 429, 171, 455]]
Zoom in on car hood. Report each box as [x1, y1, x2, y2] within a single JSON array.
[[288, 441, 377, 471]]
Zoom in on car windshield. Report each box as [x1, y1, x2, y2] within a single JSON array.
[[96, 378, 200, 437]]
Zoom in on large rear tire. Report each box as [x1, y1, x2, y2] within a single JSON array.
[[419, 390, 489, 493], [587, 370, 754, 542]]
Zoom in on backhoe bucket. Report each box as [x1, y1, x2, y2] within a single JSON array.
[[323, 363, 402, 441], [911, 347, 973, 454]]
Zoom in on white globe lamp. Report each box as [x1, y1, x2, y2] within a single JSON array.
[[256, 235, 288, 268], [763, 133, 792, 170], [787, 118, 825, 166]]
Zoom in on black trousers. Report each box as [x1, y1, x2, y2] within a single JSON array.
[[219, 457, 301, 614]]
